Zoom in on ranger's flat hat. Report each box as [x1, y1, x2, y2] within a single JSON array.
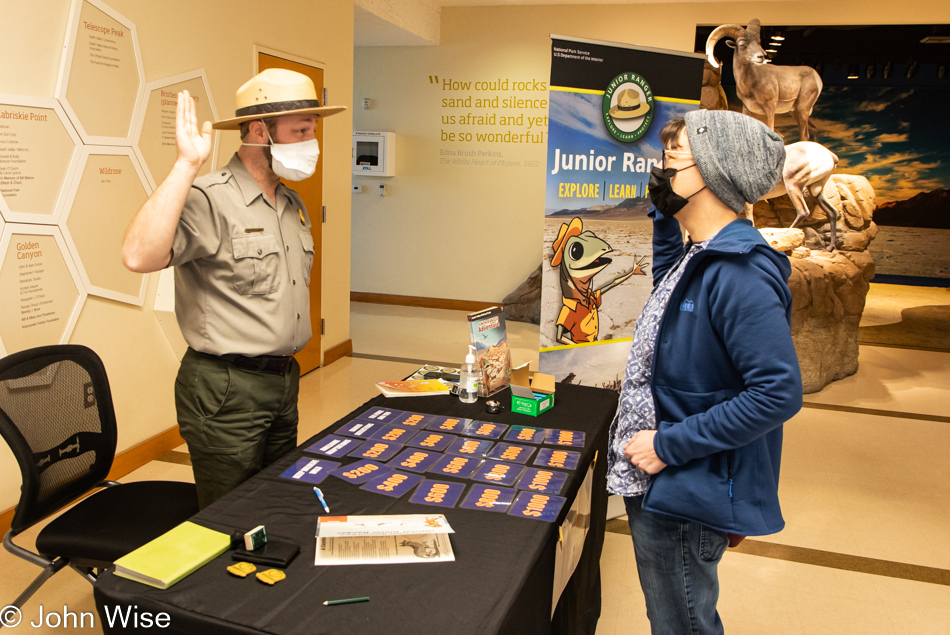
[[609, 88, 650, 120], [213, 68, 346, 130]]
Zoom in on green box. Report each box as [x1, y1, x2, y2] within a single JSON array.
[[510, 391, 555, 417]]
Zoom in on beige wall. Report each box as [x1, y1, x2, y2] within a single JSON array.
[[352, 0, 950, 302], [0, 0, 354, 510]]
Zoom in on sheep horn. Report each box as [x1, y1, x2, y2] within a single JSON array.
[[746, 19, 762, 41], [705, 24, 744, 69]]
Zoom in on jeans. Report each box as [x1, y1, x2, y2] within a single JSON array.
[[624, 496, 728, 635]]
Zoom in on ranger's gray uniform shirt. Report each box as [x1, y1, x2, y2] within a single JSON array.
[[169, 154, 315, 357]]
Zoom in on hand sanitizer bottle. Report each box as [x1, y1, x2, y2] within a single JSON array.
[[459, 345, 478, 404]]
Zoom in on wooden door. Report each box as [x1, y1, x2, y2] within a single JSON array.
[[258, 52, 323, 375]]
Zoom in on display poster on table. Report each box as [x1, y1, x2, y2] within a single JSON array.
[[539, 36, 704, 389]]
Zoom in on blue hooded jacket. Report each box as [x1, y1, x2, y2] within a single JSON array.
[[641, 209, 803, 536]]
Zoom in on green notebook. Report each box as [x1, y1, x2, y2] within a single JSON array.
[[113, 521, 231, 589]]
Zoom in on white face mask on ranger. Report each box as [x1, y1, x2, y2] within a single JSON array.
[[243, 120, 320, 181]]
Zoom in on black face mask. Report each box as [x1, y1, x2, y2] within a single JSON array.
[[648, 164, 706, 216]]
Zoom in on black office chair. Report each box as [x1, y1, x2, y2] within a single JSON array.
[[0, 344, 198, 610]]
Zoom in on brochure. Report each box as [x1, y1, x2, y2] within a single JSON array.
[[316, 514, 454, 538], [314, 514, 456, 566], [376, 379, 451, 398], [467, 306, 512, 397], [314, 533, 455, 566]]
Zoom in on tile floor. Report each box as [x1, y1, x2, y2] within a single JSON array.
[[2, 283, 948, 634]]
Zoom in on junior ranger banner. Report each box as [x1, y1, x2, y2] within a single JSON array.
[[539, 36, 705, 389]]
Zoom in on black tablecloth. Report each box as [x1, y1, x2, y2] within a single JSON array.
[[94, 383, 618, 635]]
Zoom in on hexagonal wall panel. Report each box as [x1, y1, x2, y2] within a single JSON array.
[[56, 0, 144, 145], [0, 224, 86, 356], [0, 94, 83, 225], [133, 70, 219, 190], [61, 146, 151, 306]]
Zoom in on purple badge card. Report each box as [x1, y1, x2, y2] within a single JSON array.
[[354, 406, 404, 424], [409, 480, 466, 508], [459, 484, 516, 513], [504, 425, 546, 445], [514, 468, 569, 495], [336, 419, 384, 438], [387, 448, 442, 473], [328, 459, 393, 485], [462, 420, 508, 440], [305, 435, 362, 458], [507, 491, 566, 522], [428, 454, 483, 479], [368, 424, 419, 445], [347, 439, 404, 462], [425, 416, 471, 433], [406, 431, 456, 452], [533, 448, 581, 471], [486, 442, 535, 465], [471, 460, 524, 487], [446, 436, 494, 458], [279, 458, 341, 485], [543, 429, 586, 448], [360, 470, 424, 498], [390, 412, 437, 428]]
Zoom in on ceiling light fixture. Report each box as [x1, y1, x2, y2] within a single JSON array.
[[847, 65, 859, 80]]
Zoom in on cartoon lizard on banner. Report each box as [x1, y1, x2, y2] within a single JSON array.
[[552, 217, 648, 345]]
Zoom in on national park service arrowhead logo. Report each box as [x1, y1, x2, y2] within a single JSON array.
[[603, 72, 654, 143]]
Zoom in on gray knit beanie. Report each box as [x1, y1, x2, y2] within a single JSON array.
[[683, 110, 785, 214]]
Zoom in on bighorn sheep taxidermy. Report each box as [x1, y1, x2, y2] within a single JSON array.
[[744, 142, 840, 251], [706, 19, 823, 141]]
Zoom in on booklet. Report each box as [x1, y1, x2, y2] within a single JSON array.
[[316, 514, 454, 538], [314, 514, 456, 566], [467, 306, 512, 397], [314, 533, 455, 566], [376, 380, 450, 398], [113, 522, 231, 589]]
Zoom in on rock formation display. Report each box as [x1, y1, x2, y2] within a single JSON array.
[[502, 264, 542, 325], [754, 174, 877, 392]]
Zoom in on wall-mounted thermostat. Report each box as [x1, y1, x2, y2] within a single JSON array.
[[352, 131, 396, 177]]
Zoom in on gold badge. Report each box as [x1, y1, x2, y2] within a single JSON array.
[[298, 209, 306, 226], [227, 562, 257, 577], [256, 569, 287, 585]]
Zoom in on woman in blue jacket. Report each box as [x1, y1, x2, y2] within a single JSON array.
[[607, 109, 803, 634]]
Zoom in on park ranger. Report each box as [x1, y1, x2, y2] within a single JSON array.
[[122, 69, 345, 507]]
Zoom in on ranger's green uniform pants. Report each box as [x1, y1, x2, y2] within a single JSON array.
[[175, 348, 299, 508]]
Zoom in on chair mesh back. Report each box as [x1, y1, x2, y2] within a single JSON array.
[[0, 345, 117, 534]]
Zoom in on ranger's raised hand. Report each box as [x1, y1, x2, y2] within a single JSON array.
[[176, 89, 213, 171]]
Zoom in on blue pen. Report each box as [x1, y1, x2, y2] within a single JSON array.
[[313, 487, 330, 514]]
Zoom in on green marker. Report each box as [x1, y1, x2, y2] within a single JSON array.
[[323, 597, 369, 606]]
